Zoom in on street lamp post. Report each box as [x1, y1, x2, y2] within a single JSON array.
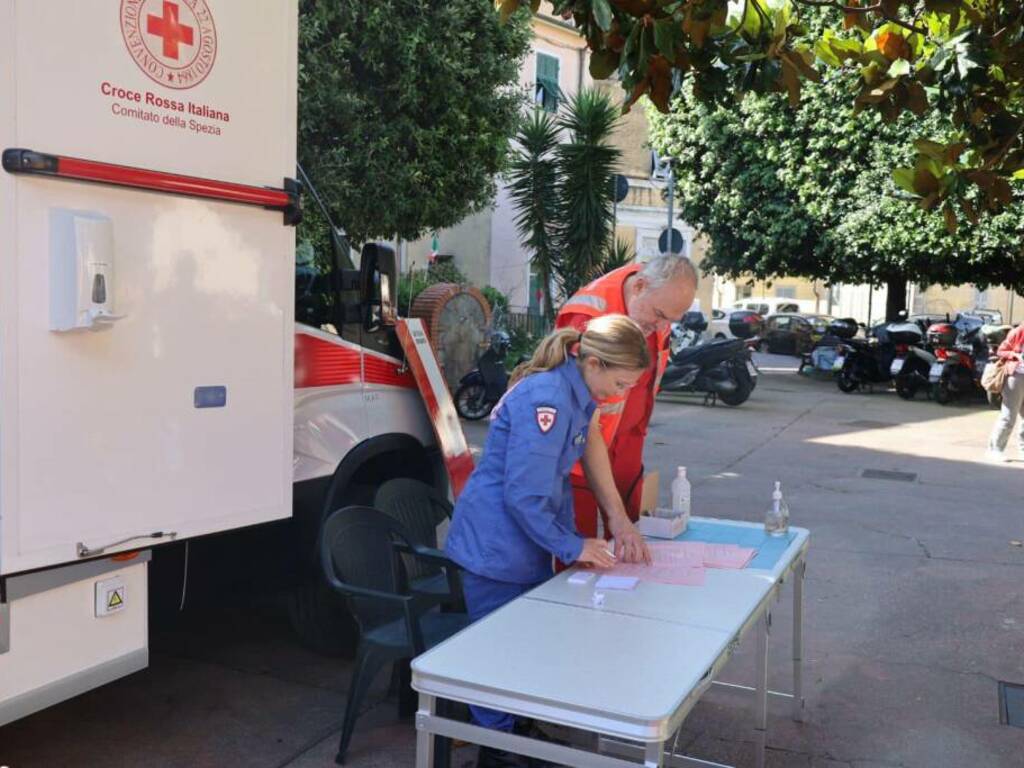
[[666, 161, 674, 233]]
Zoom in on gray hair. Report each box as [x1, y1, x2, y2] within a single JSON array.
[[639, 254, 699, 290]]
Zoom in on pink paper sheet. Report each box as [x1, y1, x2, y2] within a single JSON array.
[[702, 543, 757, 569], [604, 542, 707, 586], [600, 541, 757, 586]]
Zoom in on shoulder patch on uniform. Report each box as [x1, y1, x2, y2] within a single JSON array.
[[535, 406, 558, 434]]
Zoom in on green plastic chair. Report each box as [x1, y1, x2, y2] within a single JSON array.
[[320, 505, 467, 765], [374, 478, 464, 611]]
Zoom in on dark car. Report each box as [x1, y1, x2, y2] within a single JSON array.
[[761, 313, 832, 355]]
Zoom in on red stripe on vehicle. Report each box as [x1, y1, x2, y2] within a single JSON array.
[[295, 333, 415, 389], [295, 334, 360, 388], [363, 351, 416, 389], [396, 319, 474, 499]]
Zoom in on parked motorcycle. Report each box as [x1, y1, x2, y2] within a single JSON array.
[[660, 313, 761, 406], [833, 323, 898, 393], [885, 323, 935, 400], [926, 320, 984, 405], [835, 321, 936, 396], [669, 310, 708, 354], [454, 331, 512, 420], [801, 318, 857, 374]]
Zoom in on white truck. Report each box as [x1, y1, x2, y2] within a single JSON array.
[[0, 0, 442, 726]]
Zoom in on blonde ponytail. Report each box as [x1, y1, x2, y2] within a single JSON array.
[[509, 314, 650, 386], [509, 328, 579, 386]]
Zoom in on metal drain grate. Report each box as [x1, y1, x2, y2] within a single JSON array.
[[861, 469, 918, 482], [999, 681, 1024, 728], [841, 420, 895, 429]]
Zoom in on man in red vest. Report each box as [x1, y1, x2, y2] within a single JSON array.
[[556, 254, 698, 563]]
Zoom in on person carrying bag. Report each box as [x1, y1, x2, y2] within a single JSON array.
[[986, 324, 1024, 462]]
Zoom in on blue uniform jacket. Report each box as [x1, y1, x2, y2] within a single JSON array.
[[445, 359, 595, 584]]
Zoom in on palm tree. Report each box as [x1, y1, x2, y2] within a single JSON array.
[[556, 89, 622, 296], [594, 237, 636, 280], [507, 110, 560, 322]]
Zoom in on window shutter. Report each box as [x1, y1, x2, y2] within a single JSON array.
[[535, 53, 560, 112]]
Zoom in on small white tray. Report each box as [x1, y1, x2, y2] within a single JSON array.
[[637, 512, 688, 539]]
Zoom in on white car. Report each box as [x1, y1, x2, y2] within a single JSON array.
[[708, 308, 766, 340], [727, 298, 807, 316]]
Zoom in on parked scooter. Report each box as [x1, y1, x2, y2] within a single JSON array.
[[926, 319, 984, 405], [669, 310, 707, 354], [835, 321, 933, 396], [454, 331, 512, 420], [886, 323, 935, 400], [801, 318, 857, 373], [834, 323, 898, 393], [660, 313, 761, 406]]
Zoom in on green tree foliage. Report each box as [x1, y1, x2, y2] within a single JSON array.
[[508, 92, 627, 308], [298, 0, 531, 246], [481, 285, 512, 317], [510, 0, 1024, 220], [396, 261, 468, 316], [557, 89, 625, 295], [597, 237, 639, 276], [507, 110, 562, 321], [648, 70, 1024, 318]]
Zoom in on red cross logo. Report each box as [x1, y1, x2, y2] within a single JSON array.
[[121, 0, 218, 90], [147, 1, 194, 61], [536, 406, 557, 434]]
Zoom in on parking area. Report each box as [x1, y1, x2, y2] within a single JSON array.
[[2, 358, 1022, 768]]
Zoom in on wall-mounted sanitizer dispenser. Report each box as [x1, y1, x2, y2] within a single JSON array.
[[50, 210, 125, 332]]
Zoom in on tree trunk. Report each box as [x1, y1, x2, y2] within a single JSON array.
[[885, 276, 908, 321]]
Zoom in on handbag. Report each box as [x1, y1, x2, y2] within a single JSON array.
[[981, 359, 1011, 394]]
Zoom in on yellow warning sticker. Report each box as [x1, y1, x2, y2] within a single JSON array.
[[107, 588, 124, 610]]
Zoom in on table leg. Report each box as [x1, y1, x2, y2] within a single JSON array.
[[792, 558, 806, 723], [644, 740, 665, 768], [415, 693, 436, 768], [754, 609, 770, 768]]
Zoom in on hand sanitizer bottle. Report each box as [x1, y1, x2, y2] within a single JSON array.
[[765, 480, 789, 536], [671, 466, 691, 530]]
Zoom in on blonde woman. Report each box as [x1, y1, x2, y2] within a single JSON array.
[[444, 314, 650, 767]]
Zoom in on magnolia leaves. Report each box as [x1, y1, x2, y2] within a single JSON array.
[[507, 0, 1023, 226], [893, 139, 1015, 233], [499, 0, 539, 23], [556, 0, 817, 114]]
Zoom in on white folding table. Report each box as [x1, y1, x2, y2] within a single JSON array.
[[412, 518, 810, 768]]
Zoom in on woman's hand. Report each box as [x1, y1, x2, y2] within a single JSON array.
[[577, 539, 618, 569]]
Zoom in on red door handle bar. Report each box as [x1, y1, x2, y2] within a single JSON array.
[[2, 148, 301, 225]]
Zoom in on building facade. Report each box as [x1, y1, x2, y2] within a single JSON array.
[[406, 7, 713, 318], [713, 274, 1023, 325]]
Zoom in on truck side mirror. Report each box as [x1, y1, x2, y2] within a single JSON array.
[[359, 242, 397, 331]]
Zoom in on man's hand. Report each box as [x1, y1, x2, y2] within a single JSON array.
[[609, 517, 651, 564]]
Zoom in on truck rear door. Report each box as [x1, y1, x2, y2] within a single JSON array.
[[0, 0, 298, 575]]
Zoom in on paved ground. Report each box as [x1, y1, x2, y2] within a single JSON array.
[[3, 354, 1023, 768]]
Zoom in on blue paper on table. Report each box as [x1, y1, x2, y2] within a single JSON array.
[[675, 520, 796, 570]]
